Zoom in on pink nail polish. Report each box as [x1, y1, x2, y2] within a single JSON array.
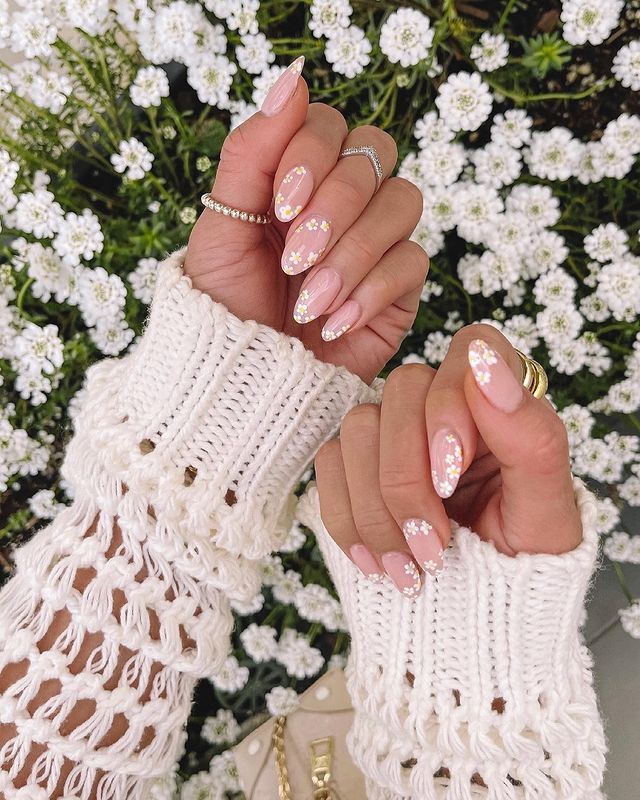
[[350, 544, 384, 582], [468, 338, 524, 413], [281, 216, 332, 275], [321, 300, 361, 342], [293, 268, 342, 324], [402, 519, 444, 576], [430, 430, 463, 499], [275, 165, 313, 222], [380, 552, 422, 599], [261, 56, 304, 117]]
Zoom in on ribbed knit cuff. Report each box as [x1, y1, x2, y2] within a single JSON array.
[[296, 478, 606, 799], [62, 248, 382, 559]]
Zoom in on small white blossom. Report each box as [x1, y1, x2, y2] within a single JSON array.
[[472, 142, 522, 188], [130, 66, 170, 108], [128, 257, 158, 304], [235, 32, 275, 74], [14, 190, 64, 240], [414, 111, 455, 147], [266, 686, 300, 716], [201, 709, 240, 745], [187, 55, 237, 108], [308, 0, 352, 38], [9, 9, 57, 58], [240, 623, 278, 662], [436, 71, 493, 132], [379, 8, 434, 68], [111, 138, 154, 180], [208, 655, 250, 693], [324, 25, 371, 78], [28, 489, 62, 520], [490, 109, 532, 148], [526, 128, 580, 181], [561, 0, 623, 46], [584, 223, 629, 263], [619, 602, 640, 639], [470, 31, 509, 72]]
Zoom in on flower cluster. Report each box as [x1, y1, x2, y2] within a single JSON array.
[[1, 0, 639, 794]]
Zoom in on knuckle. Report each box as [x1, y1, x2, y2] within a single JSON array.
[[379, 469, 428, 499], [353, 504, 393, 539], [531, 415, 570, 474], [328, 174, 367, 213], [309, 103, 348, 136], [385, 363, 431, 394], [400, 239, 430, 275], [341, 404, 380, 441], [320, 505, 355, 537], [338, 229, 379, 264]]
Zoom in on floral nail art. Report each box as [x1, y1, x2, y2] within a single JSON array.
[[274, 165, 312, 222], [468, 338, 524, 413], [321, 323, 351, 341], [403, 518, 432, 538], [468, 338, 498, 385], [402, 518, 444, 576], [282, 217, 331, 275], [431, 432, 463, 499], [402, 561, 422, 598], [293, 288, 316, 324]]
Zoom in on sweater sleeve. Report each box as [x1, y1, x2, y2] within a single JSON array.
[[0, 248, 381, 800], [296, 478, 607, 800]]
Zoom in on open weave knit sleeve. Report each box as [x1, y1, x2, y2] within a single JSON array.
[[0, 248, 381, 800], [297, 479, 607, 800]]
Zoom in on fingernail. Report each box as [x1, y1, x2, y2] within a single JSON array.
[[275, 165, 314, 222], [293, 268, 342, 324], [380, 551, 422, 599], [350, 544, 384, 582], [281, 216, 332, 275], [468, 338, 524, 413], [402, 519, 444, 576], [430, 430, 463, 499], [321, 300, 361, 342], [261, 55, 305, 117]]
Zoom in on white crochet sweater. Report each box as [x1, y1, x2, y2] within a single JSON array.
[[0, 250, 606, 800]]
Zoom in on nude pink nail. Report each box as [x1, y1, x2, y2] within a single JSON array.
[[402, 519, 444, 576], [275, 165, 314, 222], [261, 56, 304, 117], [350, 544, 383, 582], [430, 430, 463, 499], [281, 216, 332, 275], [293, 268, 342, 324], [381, 552, 422, 598], [321, 300, 361, 342], [468, 338, 524, 413]]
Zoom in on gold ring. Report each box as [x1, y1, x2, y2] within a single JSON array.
[[515, 349, 548, 399]]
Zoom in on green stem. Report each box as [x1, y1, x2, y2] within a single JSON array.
[[612, 562, 634, 605], [497, 0, 519, 30], [484, 77, 612, 104], [147, 108, 180, 187], [16, 278, 34, 313]]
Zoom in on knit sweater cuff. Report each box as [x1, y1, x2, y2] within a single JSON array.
[[296, 478, 606, 799], [62, 248, 382, 559]]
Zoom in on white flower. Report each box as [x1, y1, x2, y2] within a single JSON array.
[[0, 150, 19, 197], [128, 257, 158, 304], [422, 188, 457, 231], [418, 142, 466, 187], [525, 128, 580, 181], [240, 623, 278, 662], [436, 71, 493, 132], [324, 25, 371, 78], [573, 141, 608, 184], [279, 520, 307, 553], [14, 190, 64, 240], [208, 655, 249, 693], [414, 111, 455, 147], [379, 8, 434, 67], [596, 259, 640, 321], [226, 0, 259, 36], [229, 99, 258, 129], [236, 32, 274, 74], [9, 10, 57, 58], [187, 55, 237, 108], [78, 267, 126, 326], [484, 212, 532, 258], [561, 0, 623, 46], [28, 489, 62, 520], [15, 372, 54, 406], [584, 223, 629, 263], [558, 403, 594, 447], [593, 139, 636, 180], [294, 584, 342, 629], [265, 686, 300, 716], [548, 336, 588, 375], [276, 629, 324, 679], [201, 709, 240, 745], [470, 31, 509, 72], [472, 142, 522, 188], [272, 568, 303, 603], [111, 138, 154, 180], [64, 0, 110, 36], [602, 113, 640, 155], [12, 241, 75, 304], [619, 603, 640, 639], [506, 184, 561, 229], [490, 109, 532, 148], [251, 64, 286, 107], [308, 0, 352, 38], [524, 231, 569, 279], [53, 209, 104, 267], [536, 305, 583, 343], [454, 183, 503, 245], [231, 592, 264, 615], [533, 267, 577, 308], [423, 331, 452, 364], [89, 314, 135, 355], [502, 314, 540, 353], [613, 40, 640, 90], [14, 322, 64, 376], [620, 476, 640, 506], [580, 291, 610, 322], [593, 497, 621, 534], [130, 66, 170, 108], [180, 771, 221, 800], [411, 224, 444, 257]]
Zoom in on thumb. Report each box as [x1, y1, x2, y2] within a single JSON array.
[[464, 337, 582, 556], [211, 56, 309, 219]]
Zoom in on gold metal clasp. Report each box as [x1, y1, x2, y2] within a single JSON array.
[[309, 736, 334, 799]]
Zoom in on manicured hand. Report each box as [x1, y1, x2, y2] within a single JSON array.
[[184, 57, 428, 384], [315, 324, 582, 596]]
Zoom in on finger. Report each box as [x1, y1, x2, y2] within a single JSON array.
[[464, 336, 581, 555], [210, 57, 309, 224], [340, 405, 422, 598], [271, 103, 347, 223], [290, 177, 424, 331], [315, 439, 383, 581], [378, 365, 450, 578], [280, 125, 398, 276], [321, 239, 428, 341]]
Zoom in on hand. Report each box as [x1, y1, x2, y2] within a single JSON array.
[[184, 57, 427, 384], [315, 324, 582, 596]]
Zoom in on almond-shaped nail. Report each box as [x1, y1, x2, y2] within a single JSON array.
[[350, 544, 384, 582], [281, 216, 331, 275], [381, 552, 422, 598], [321, 300, 361, 342], [430, 430, 463, 499], [402, 519, 444, 576], [261, 55, 304, 117], [468, 338, 524, 413], [293, 268, 342, 324], [275, 165, 313, 222]]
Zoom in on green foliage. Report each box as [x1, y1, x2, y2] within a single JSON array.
[[521, 33, 573, 78]]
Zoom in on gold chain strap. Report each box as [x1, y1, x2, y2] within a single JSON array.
[[272, 716, 336, 800]]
